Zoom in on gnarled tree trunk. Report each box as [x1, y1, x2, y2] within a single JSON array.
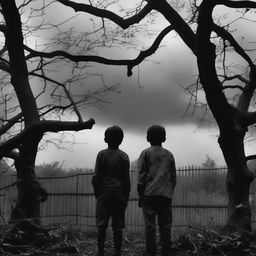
[[1, 0, 45, 223], [10, 135, 47, 223], [219, 132, 254, 232], [196, 0, 255, 232]]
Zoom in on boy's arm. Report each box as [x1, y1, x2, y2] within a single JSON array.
[[123, 154, 131, 202], [171, 158, 177, 190], [92, 152, 103, 198], [137, 151, 147, 206]]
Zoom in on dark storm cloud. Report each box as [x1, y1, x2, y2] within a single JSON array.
[[36, 27, 213, 132], [79, 34, 218, 132], [34, 1, 254, 135], [86, 82, 188, 129], [82, 54, 213, 132], [34, 4, 214, 131]]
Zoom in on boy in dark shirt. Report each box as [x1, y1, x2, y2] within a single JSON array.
[[92, 126, 130, 256], [137, 125, 176, 256]]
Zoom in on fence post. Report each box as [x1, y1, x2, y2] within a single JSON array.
[[1, 167, 241, 232]]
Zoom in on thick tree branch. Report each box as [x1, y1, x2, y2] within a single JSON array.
[[222, 85, 244, 91], [223, 0, 256, 9], [25, 25, 173, 76], [0, 45, 8, 56], [1, 0, 39, 126], [0, 45, 10, 73], [246, 155, 256, 162], [0, 113, 23, 136], [241, 111, 256, 126], [220, 74, 249, 84], [56, 0, 153, 29], [57, 0, 197, 63], [4, 151, 19, 160], [0, 118, 95, 159], [0, 24, 6, 34], [213, 24, 254, 69], [0, 60, 11, 73], [196, 0, 232, 131], [237, 68, 256, 112], [151, 0, 196, 54], [211, 2, 256, 113]]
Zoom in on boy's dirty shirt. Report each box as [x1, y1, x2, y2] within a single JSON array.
[[138, 145, 176, 200]]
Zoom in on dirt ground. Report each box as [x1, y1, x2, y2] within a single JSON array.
[[1, 224, 256, 256], [62, 230, 256, 256]]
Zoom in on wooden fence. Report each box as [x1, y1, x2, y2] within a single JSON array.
[[1, 167, 256, 233]]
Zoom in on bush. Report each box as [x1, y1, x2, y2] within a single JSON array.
[[35, 162, 66, 177]]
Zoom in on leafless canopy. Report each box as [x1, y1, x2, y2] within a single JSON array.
[[1, 0, 256, 162]]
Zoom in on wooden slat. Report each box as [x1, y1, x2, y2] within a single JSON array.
[[0, 166, 255, 232]]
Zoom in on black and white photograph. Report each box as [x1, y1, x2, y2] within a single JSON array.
[[1, 0, 256, 255]]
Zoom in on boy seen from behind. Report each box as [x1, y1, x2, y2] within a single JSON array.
[[92, 126, 130, 256], [137, 125, 177, 256]]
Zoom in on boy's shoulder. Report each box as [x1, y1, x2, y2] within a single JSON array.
[[97, 148, 108, 155], [140, 147, 152, 154], [118, 149, 129, 161], [162, 146, 174, 154], [161, 147, 175, 159], [97, 148, 129, 159], [140, 146, 174, 158], [143, 146, 172, 153]]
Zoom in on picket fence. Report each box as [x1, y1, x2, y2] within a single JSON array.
[[1, 166, 256, 233]]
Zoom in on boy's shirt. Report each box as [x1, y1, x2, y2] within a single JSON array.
[[138, 146, 176, 200], [92, 148, 130, 198]]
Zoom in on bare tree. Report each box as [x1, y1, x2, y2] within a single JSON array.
[[2, 0, 256, 232], [0, 0, 118, 222], [43, 0, 256, 232]]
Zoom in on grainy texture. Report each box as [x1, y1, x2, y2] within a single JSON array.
[[1, 225, 256, 256]]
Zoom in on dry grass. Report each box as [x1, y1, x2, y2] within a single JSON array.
[[1, 224, 256, 256]]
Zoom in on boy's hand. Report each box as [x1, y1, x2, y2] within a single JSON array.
[[137, 184, 145, 207], [137, 184, 145, 208]]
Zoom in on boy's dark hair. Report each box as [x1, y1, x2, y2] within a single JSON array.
[[104, 125, 124, 145], [147, 125, 166, 143]]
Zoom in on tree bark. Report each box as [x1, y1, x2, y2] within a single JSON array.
[[218, 132, 254, 232], [9, 133, 47, 224], [196, 0, 255, 232], [1, 0, 45, 223]]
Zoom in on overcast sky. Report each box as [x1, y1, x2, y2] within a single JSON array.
[[36, 35, 225, 169], [34, 1, 256, 169]]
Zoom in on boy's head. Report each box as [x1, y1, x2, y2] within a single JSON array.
[[147, 125, 166, 145], [104, 125, 124, 147]]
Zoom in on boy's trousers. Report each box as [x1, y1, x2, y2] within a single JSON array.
[[142, 196, 173, 254]]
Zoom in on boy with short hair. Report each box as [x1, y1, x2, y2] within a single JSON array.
[[137, 125, 177, 256], [92, 126, 130, 256]]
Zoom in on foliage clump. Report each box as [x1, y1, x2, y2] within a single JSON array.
[[35, 162, 93, 177]]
